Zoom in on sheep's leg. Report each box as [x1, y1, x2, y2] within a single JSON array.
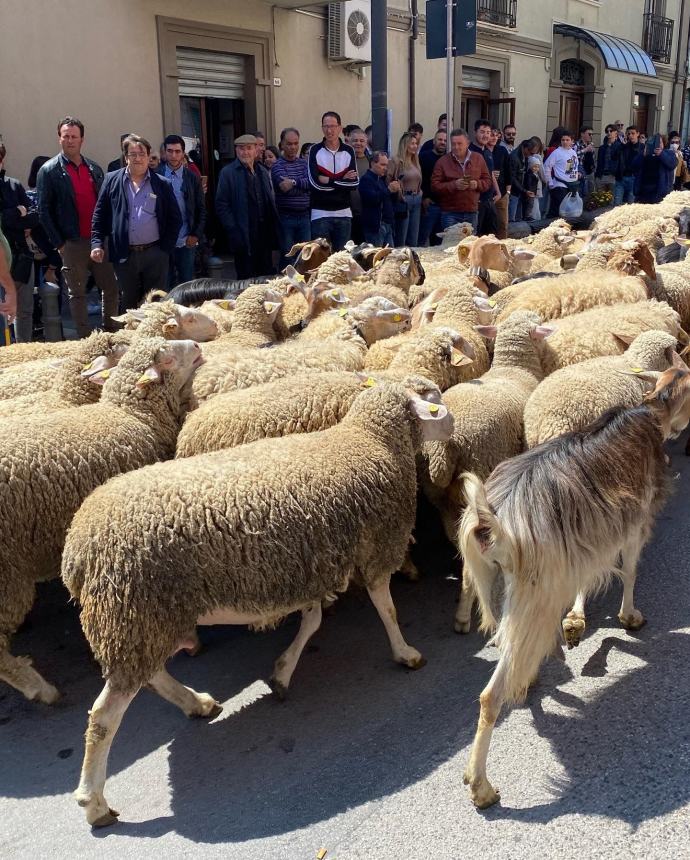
[[0, 635, 60, 704], [269, 602, 322, 699], [367, 576, 426, 669], [562, 592, 587, 649], [146, 668, 222, 718], [463, 653, 508, 809], [74, 679, 138, 827], [398, 549, 420, 581], [617, 536, 646, 630]]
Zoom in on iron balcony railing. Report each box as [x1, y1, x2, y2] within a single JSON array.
[[642, 12, 673, 65], [477, 0, 517, 29]]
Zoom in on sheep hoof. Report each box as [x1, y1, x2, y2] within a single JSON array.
[[32, 682, 61, 705], [562, 613, 586, 649], [398, 649, 426, 670], [464, 772, 500, 809], [268, 677, 289, 701], [454, 618, 471, 634], [192, 693, 222, 719], [618, 609, 646, 630], [91, 808, 120, 828]]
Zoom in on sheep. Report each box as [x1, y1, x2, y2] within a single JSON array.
[[0, 331, 133, 419], [0, 337, 203, 706], [649, 258, 690, 329], [309, 250, 364, 284], [0, 301, 219, 370], [0, 357, 71, 402], [196, 299, 236, 334], [191, 325, 368, 405], [458, 367, 690, 809], [62, 382, 453, 828], [278, 273, 350, 330], [298, 296, 411, 346], [593, 199, 690, 233], [538, 300, 687, 375], [286, 237, 332, 275], [199, 285, 287, 357], [436, 220, 474, 249], [343, 248, 425, 308], [420, 312, 554, 630], [176, 327, 475, 458], [523, 330, 684, 448]]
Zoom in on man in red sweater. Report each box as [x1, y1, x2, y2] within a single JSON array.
[[431, 128, 491, 233]]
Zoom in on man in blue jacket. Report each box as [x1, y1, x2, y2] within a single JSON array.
[[215, 134, 279, 278], [359, 151, 397, 246], [91, 134, 182, 311]]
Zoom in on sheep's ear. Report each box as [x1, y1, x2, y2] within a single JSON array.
[[457, 245, 470, 262], [81, 354, 113, 379], [110, 313, 131, 324], [136, 366, 163, 388], [85, 368, 112, 386], [373, 247, 392, 266], [300, 243, 318, 261], [409, 397, 449, 422], [209, 298, 236, 311], [677, 327, 690, 345], [399, 261, 411, 277], [375, 308, 411, 324], [162, 317, 179, 335], [474, 324, 498, 339], [612, 331, 636, 349], [355, 372, 378, 388], [531, 324, 557, 340], [287, 242, 309, 257], [451, 348, 473, 367], [452, 335, 476, 360], [263, 300, 282, 317], [633, 244, 657, 279], [473, 295, 496, 313], [344, 240, 356, 252], [327, 288, 349, 305], [511, 248, 537, 261], [669, 348, 687, 369], [675, 238, 690, 247], [126, 309, 148, 322]]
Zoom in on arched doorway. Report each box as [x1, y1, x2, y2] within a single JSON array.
[[559, 59, 585, 133]]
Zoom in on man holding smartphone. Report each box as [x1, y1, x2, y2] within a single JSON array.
[[430, 128, 491, 232]]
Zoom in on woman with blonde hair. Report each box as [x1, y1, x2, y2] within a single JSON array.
[[387, 131, 423, 246]]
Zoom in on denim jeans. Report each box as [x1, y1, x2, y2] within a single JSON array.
[[394, 191, 423, 247], [311, 216, 352, 251], [363, 222, 394, 247], [169, 245, 196, 288], [13, 279, 34, 343], [508, 193, 522, 222], [279, 210, 311, 268], [440, 211, 478, 232], [418, 201, 442, 246], [614, 176, 635, 206]]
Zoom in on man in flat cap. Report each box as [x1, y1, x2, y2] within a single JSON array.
[[215, 133, 279, 278]]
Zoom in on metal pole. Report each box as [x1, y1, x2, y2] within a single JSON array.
[[371, 0, 388, 151], [445, 0, 454, 151]]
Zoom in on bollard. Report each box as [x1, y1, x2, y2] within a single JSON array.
[[207, 256, 226, 279], [40, 280, 64, 342]]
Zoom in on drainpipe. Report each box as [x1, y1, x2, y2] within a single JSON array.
[[409, 1, 419, 123], [371, 0, 388, 150], [669, 0, 686, 132]]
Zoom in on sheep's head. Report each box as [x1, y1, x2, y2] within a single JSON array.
[[346, 295, 412, 345], [375, 248, 424, 286], [606, 241, 656, 280], [438, 221, 474, 248], [410, 286, 449, 329], [345, 241, 381, 271], [286, 238, 332, 275], [461, 236, 512, 274], [79, 335, 131, 386], [645, 366, 690, 439], [304, 280, 350, 322], [120, 337, 204, 395]]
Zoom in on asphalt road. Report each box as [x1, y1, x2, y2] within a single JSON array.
[[2, 438, 690, 860]]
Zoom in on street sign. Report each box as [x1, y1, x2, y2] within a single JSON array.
[[425, 0, 477, 60]]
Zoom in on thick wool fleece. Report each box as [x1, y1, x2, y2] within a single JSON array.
[[311, 251, 360, 285], [0, 337, 193, 665], [593, 200, 688, 233], [200, 285, 288, 358], [63, 384, 428, 692], [423, 312, 549, 542], [192, 328, 367, 405], [1, 331, 133, 419], [540, 300, 683, 375], [176, 328, 466, 457], [0, 358, 65, 401], [0, 339, 79, 369], [648, 261, 690, 329], [197, 301, 235, 334], [495, 271, 649, 322], [524, 330, 679, 447], [524, 219, 572, 256]]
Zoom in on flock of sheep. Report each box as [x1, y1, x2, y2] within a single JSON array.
[[3, 189, 690, 827]]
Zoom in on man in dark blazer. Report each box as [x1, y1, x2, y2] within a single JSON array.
[[215, 134, 279, 278], [91, 134, 182, 310]]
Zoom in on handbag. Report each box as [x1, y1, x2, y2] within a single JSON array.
[[10, 251, 34, 284]]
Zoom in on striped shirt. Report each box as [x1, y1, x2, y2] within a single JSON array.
[[271, 157, 310, 214]]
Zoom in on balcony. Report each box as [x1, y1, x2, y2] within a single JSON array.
[[477, 0, 517, 29], [642, 12, 673, 65]]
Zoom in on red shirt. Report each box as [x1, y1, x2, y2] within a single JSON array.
[[64, 159, 98, 239]]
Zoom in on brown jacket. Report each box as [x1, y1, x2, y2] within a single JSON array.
[[431, 151, 492, 213]]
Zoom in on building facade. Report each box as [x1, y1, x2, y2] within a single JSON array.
[[0, 1, 688, 186]]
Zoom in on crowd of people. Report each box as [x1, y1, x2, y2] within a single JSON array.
[[1, 110, 688, 344]]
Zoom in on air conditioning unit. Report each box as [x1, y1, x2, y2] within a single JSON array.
[[328, 1, 372, 64]]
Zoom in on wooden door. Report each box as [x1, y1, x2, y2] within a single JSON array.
[[559, 89, 583, 135], [633, 92, 650, 134]]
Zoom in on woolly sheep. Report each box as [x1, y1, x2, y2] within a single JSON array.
[[196, 299, 236, 334], [176, 327, 474, 457], [0, 337, 203, 706], [649, 258, 690, 328], [200, 285, 287, 357], [309, 250, 364, 284], [0, 331, 133, 419], [298, 296, 411, 346], [523, 330, 683, 447], [592, 197, 690, 234], [63, 382, 453, 827], [278, 272, 350, 330], [192, 325, 368, 405]]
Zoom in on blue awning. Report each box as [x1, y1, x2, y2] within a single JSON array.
[[554, 24, 657, 77]]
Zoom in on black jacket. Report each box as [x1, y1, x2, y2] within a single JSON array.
[[0, 172, 34, 252], [156, 164, 206, 238], [91, 169, 182, 262], [37, 153, 105, 249], [358, 169, 394, 234], [307, 139, 359, 212], [616, 141, 645, 179], [595, 140, 621, 178], [507, 147, 528, 195], [215, 159, 278, 255]]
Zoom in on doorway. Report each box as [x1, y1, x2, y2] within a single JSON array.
[[633, 92, 651, 135], [559, 89, 583, 135]]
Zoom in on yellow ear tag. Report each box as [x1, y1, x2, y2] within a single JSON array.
[[338, 308, 349, 317], [630, 367, 644, 373], [363, 376, 377, 387], [428, 403, 440, 414], [393, 314, 402, 322], [430, 303, 439, 311], [488, 299, 497, 308], [218, 300, 232, 310], [295, 273, 305, 283], [99, 369, 111, 379], [330, 290, 340, 298], [82, 361, 93, 371], [136, 372, 153, 386]]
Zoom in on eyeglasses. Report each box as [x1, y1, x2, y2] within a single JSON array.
[[126, 152, 148, 160], [322, 124, 340, 130]]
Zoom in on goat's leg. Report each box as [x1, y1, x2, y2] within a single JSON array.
[[617, 536, 646, 630], [563, 591, 587, 649], [74, 678, 138, 827], [455, 571, 475, 634], [146, 668, 222, 718], [367, 576, 426, 669], [463, 653, 508, 808], [269, 602, 322, 699]]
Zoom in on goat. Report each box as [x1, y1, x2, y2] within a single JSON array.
[[458, 366, 690, 809]]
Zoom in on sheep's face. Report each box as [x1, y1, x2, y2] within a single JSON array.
[[354, 297, 411, 344], [467, 237, 512, 272], [80, 342, 130, 385], [137, 339, 203, 390], [288, 238, 332, 274], [645, 366, 690, 438], [407, 390, 454, 442], [172, 305, 220, 342], [261, 288, 284, 322]]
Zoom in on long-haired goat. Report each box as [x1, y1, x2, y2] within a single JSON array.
[[458, 366, 690, 809]]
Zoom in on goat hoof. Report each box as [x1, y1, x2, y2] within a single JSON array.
[[562, 613, 586, 649], [464, 773, 500, 808], [92, 808, 120, 828], [194, 694, 222, 720], [398, 649, 426, 670], [454, 618, 471, 634], [618, 609, 646, 630], [268, 677, 288, 701]]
